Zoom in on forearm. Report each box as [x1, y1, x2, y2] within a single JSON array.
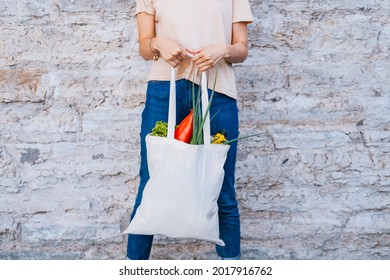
[[137, 12, 159, 61], [139, 37, 158, 61], [224, 22, 250, 64], [224, 42, 249, 64]]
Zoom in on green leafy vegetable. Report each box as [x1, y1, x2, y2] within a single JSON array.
[[151, 121, 168, 137]]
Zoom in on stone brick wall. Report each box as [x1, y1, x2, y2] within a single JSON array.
[[1, 0, 389, 259]]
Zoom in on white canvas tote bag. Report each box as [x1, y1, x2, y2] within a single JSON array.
[[124, 68, 229, 246]]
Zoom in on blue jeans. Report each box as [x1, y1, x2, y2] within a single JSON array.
[[126, 79, 240, 259]]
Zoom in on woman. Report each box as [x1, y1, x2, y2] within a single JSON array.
[[126, 0, 253, 260]]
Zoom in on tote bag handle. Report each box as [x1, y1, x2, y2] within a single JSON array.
[[167, 67, 211, 145]]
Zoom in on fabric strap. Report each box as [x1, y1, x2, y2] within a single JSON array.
[[167, 68, 211, 145]]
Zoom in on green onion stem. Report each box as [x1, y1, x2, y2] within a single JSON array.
[[223, 133, 266, 144]]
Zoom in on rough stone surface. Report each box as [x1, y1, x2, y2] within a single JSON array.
[[0, 0, 389, 260]]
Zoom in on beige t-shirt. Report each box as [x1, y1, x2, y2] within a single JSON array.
[[135, 0, 253, 99]]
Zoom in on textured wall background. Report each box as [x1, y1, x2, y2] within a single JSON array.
[[0, 0, 389, 260]]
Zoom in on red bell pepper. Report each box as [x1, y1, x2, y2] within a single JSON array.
[[174, 110, 193, 143]]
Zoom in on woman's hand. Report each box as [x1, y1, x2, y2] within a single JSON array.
[[137, 12, 186, 67], [152, 36, 187, 68], [186, 44, 229, 72], [187, 22, 250, 72]]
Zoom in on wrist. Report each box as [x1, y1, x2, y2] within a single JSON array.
[[222, 44, 231, 60], [149, 37, 160, 61]]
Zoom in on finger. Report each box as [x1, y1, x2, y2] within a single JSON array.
[[166, 58, 178, 67], [171, 57, 181, 66], [178, 51, 187, 61], [193, 57, 209, 67], [186, 48, 201, 55], [169, 50, 185, 63], [176, 54, 184, 62], [167, 61, 177, 67], [198, 64, 209, 72], [198, 65, 209, 72], [198, 61, 214, 71], [192, 54, 206, 64], [166, 54, 181, 64]]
